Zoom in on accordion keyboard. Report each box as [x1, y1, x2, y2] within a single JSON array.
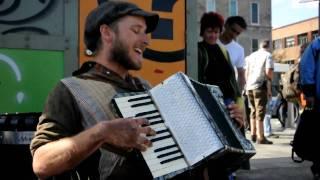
[[113, 93, 188, 178]]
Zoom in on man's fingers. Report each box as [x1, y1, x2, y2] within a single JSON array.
[[234, 117, 244, 128], [139, 126, 156, 136], [228, 104, 244, 128], [131, 118, 156, 136], [134, 118, 149, 126], [135, 134, 152, 151], [135, 144, 148, 151]]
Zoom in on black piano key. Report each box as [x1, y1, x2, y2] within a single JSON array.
[[157, 150, 181, 158], [128, 96, 151, 102], [150, 134, 172, 142], [160, 155, 184, 164], [147, 129, 169, 137], [131, 101, 153, 108], [146, 115, 161, 120], [154, 144, 177, 152], [156, 129, 169, 134], [136, 110, 158, 117], [149, 119, 164, 125]]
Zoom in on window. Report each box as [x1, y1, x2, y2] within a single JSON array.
[[206, 0, 216, 12], [252, 39, 259, 52], [285, 36, 295, 48], [273, 39, 283, 49], [298, 33, 308, 45], [250, 2, 259, 24], [312, 30, 318, 40], [285, 60, 295, 65], [229, 0, 238, 16]]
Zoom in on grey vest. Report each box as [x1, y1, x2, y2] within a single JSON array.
[[61, 77, 123, 179]]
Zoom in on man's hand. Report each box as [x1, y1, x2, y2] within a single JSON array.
[[100, 118, 156, 151], [227, 103, 244, 128]]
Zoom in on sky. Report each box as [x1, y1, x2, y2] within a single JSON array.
[[272, 0, 318, 28]]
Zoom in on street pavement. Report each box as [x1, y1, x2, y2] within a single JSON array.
[[236, 119, 314, 180]]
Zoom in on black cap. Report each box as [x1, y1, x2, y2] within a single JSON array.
[[84, 0, 159, 54]]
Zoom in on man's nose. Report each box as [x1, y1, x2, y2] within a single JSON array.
[[142, 34, 150, 46]]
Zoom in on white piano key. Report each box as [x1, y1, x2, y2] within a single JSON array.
[[118, 104, 158, 118], [151, 130, 170, 138], [143, 140, 175, 159], [149, 123, 167, 131], [147, 154, 187, 177], [138, 112, 161, 119], [149, 133, 171, 143], [146, 152, 183, 165], [144, 147, 179, 159], [151, 159, 188, 178], [114, 94, 150, 103], [143, 138, 175, 154], [115, 95, 152, 107], [117, 99, 154, 110], [150, 136, 176, 147], [148, 119, 164, 126]]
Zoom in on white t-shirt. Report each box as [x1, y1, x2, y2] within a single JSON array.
[[245, 48, 274, 90], [217, 39, 245, 68]]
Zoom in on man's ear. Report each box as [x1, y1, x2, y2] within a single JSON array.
[[100, 24, 114, 43]]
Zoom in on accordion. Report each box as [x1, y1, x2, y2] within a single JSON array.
[[112, 72, 255, 178]]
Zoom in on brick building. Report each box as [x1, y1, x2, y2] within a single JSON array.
[[272, 17, 318, 63]]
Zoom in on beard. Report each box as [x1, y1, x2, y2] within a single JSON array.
[[110, 37, 141, 70]]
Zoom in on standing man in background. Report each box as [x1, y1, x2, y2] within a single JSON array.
[[218, 16, 247, 91], [245, 40, 274, 145], [218, 16, 250, 175]]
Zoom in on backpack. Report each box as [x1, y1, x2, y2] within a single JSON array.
[[281, 63, 301, 102], [291, 109, 320, 163]]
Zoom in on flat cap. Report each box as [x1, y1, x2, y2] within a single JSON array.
[[84, 0, 159, 54]]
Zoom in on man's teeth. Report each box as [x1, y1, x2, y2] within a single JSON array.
[[135, 48, 142, 54]]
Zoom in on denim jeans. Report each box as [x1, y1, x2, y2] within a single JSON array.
[[264, 99, 273, 136]]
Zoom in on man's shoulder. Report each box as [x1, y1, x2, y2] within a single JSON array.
[[248, 51, 259, 59], [225, 41, 244, 57], [227, 40, 243, 50], [232, 40, 243, 47], [259, 49, 271, 56], [60, 76, 114, 92]]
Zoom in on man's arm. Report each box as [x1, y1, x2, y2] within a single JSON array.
[[32, 118, 155, 179], [266, 68, 273, 98], [265, 52, 274, 98], [300, 40, 318, 108], [237, 46, 246, 91]]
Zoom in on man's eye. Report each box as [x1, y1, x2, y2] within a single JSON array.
[[132, 28, 140, 34]]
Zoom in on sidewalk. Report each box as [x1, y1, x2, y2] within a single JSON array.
[[237, 119, 314, 180]]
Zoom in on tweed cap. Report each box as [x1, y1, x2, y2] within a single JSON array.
[[84, 1, 159, 53]]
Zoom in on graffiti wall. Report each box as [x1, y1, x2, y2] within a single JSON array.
[[0, 0, 185, 113], [0, 0, 76, 113], [79, 0, 186, 85], [0, 49, 63, 113], [0, 0, 62, 35]]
